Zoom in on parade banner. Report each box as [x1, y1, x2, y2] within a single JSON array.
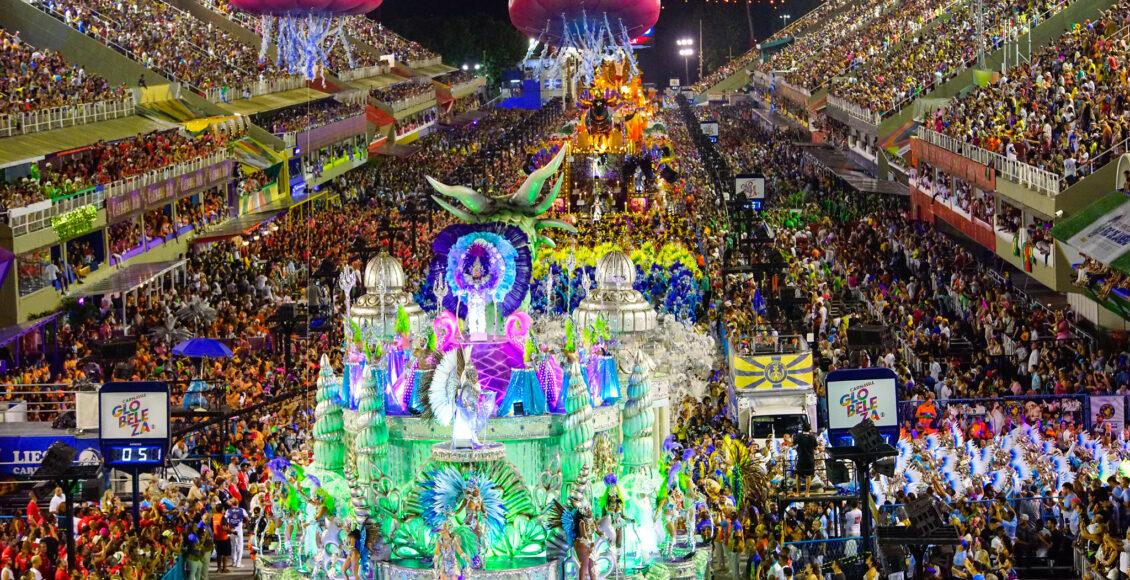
[[1091, 395, 1126, 430], [731, 352, 813, 390]]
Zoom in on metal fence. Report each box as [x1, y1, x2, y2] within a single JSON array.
[[5, 187, 105, 237], [917, 127, 1062, 195], [827, 94, 881, 126], [0, 382, 98, 424], [0, 96, 136, 137], [202, 76, 306, 103]]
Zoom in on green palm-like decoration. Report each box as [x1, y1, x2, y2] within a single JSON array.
[[425, 143, 576, 255]]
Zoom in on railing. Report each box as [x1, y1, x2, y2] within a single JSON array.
[[6, 188, 106, 237], [203, 76, 307, 103], [0, 382, 98, 424], [337, 64, 391, 82], [827, 94, 882, 126], [6, 152, 230, 236], [0, 96, 137, 138], [917, 127, 1062, 195], [406, 56, 442, 69], [104, 151, 229, 199]]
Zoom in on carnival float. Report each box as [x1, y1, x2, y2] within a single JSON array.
[[257, 144, 719, 580]]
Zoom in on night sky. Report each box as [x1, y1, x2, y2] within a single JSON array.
[[374, 0, 821, 85]]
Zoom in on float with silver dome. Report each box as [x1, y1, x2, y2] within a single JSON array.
[[258, 145, 714, 580]]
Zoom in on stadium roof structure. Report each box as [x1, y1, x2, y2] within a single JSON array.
[[216, 86, 332, 116], [0, 115, 177, 169], [348, 72, 410, 90], [69, 259, 186, 299]]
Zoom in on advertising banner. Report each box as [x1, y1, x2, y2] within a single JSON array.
[[1091, 395, 1126, 430], [825, 368, 898, 430]]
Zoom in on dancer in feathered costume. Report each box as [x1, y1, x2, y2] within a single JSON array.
[[417, 466, 507, 569], [547, 488, 598, 580]]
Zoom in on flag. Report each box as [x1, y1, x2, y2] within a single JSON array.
[[732, 353, 814, 390], [752, 287, 767, 316]]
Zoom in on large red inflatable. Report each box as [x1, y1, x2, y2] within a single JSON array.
[[509, 0, 661, 45]]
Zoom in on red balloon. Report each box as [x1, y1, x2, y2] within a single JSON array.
[[509, 0, 660, 45]]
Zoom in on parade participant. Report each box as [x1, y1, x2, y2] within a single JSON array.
[[432, 520, 466, 580]]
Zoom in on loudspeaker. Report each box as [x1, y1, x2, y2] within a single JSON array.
[[827, 460, 850, 484], [99, 339, 137, 360], [34, 442, 77, 479], [850, 419, 885, 453], [847, 325, 885, 346], [874, 456, 896, 478], [52, 410, 76, 430], [906, 495, 949, 537]]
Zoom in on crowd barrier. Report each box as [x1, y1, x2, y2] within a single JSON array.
[[827, 95, 881, 127], [161, 556, 186, 580], [899, 394, 1092, 433], [0, 97, 136, 138], [202, 76, 306, 103]]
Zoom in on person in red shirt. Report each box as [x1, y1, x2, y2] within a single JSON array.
[[26, 496, 43, 527]]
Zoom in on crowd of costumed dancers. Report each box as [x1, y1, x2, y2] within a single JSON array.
[[887, 423, 1126, 504]]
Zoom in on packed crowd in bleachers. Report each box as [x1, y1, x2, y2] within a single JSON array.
[[0, 27, 126, 117], [832, 0, 1070, 116], [933, 0, 1130, 179], [761, 0, 940, 91], [38, 0, 293, 94], [251, 98, 364, 136], [346, 15, 437, 64], [0, 130, 227, 212], [369, 79, 433, 106], [435, 69, 479, 87]]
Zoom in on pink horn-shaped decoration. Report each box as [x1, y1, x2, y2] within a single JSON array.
[[433, 311, 460, 353], [505, 311, 533, 349]]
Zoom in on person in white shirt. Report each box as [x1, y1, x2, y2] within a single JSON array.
[[48, 487, 65, 515]]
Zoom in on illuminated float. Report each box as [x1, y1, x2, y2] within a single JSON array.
[[257, 143, 713, 580]]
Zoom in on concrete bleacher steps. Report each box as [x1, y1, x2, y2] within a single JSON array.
[[0, 0, 167, 87]]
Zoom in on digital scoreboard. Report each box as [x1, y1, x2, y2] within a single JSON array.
[[98, 382, 170, 469]]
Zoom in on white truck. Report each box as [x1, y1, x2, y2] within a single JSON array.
[[727, 337, 818, 439]]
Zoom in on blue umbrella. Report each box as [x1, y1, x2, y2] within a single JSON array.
[[172, 338, 233, 358]]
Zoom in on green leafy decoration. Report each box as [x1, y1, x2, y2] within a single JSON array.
[[395, 305, 411, 337], [390, 518, 432, 560], [50, 204, 97, 241]]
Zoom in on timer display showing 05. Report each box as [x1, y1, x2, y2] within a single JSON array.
[[107, 446, 164, 464]]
